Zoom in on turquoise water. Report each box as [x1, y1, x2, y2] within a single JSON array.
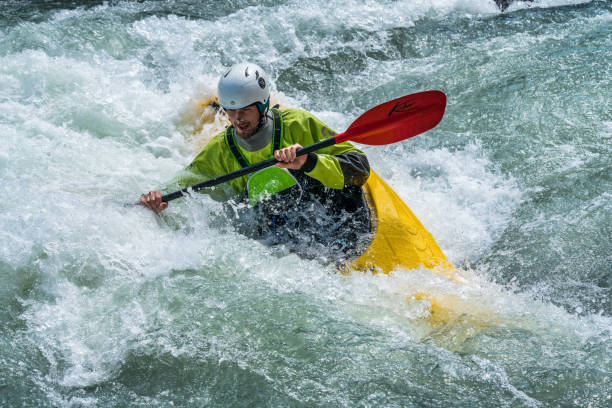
[[1, 0, 610, 406]]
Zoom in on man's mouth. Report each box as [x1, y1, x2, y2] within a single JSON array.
[[236, 122, 250, 132]]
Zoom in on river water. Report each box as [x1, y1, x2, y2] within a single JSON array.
[[1, 1, 610, 406]]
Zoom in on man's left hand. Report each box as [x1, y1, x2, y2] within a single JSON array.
[[274, 144, 307, 170]]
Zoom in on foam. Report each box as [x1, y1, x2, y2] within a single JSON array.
[[1, 1, 610, 402]]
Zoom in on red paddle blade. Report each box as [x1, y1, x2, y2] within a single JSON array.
[[335, 90, 446, 145]]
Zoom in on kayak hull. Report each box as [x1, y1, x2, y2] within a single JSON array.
[[348, 170, 451, 273]]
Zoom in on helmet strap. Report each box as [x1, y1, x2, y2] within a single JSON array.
[[257, 99, 270, 117], [255, 99, 270, 131]]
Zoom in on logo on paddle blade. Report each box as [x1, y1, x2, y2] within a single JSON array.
[[388, 99, 416, 117]]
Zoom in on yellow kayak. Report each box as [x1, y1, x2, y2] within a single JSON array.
[[349, 170, 451, 274], [175, 95, 482, 326]]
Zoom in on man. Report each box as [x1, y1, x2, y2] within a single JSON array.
[[140, 62, 371, 261]]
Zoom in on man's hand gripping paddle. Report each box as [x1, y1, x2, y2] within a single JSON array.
[[139, 90, 446, 204]]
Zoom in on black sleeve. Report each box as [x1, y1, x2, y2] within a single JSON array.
[[336, 152, 370, 187]]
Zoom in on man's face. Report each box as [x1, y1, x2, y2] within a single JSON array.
[[225, 105, 260, 139]]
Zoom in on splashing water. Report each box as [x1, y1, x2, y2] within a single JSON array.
[[1, 1, 610, 406]]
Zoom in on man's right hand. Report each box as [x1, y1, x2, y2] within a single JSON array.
[[139, 191, 168, 213]]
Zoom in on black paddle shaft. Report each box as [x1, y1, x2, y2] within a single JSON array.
[[160, 136, 336, 202]]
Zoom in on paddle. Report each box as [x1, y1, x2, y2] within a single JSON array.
[[154, 90, 446, 203]]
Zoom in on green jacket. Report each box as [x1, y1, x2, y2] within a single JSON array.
[[167, 108, 370, 202]]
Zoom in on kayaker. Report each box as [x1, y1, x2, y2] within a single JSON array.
[[140, 62, 372, 261]]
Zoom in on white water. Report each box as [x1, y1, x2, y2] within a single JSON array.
[[1, 1, 610, 406]]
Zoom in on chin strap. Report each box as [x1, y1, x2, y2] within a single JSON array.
[[255, 101, 271, 133], [257, 99, 270, 116], [254, 113, 267, 134]]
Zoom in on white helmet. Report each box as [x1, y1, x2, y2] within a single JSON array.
[[218, 62, 270, 115]]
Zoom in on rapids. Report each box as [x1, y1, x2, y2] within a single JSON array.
[[0, 1, 609, 406]]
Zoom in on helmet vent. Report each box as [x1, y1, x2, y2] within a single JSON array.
[[244, 66, 249, 77]]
